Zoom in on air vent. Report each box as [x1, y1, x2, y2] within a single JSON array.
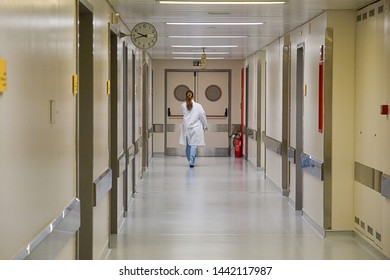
[[208, 12, 230, 15], [363, 12, 368, 20], [355, 216, 360, 224], [360, 220, 366, 230], [357, 15, 362, 22], [378, 5, 384, 14], [369, 9, 375, 17], [376, 232, 382, 242], [367, 225, 374, 235]]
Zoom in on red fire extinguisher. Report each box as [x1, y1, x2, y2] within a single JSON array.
[[234, 132, 242, 158]]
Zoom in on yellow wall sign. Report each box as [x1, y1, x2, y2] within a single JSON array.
[[0, 59, 7, 93], [72, 74, 78, 95], [106, 80, 111, 95]]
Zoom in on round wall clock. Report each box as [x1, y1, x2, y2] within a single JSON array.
[[130, 22, 158, 49]]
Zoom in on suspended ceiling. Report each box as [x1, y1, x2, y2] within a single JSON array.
[[108, 0, 376, 60]]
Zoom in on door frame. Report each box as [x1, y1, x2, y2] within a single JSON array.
[[295, 42, 305, 211], [282, 37, 291, 197], [76, 0, 94, 260], [245, 65, 249, 160], [122, 42, 129, 215], [131, 50, 136, 196], [164, 69, 232, 157], [109, 27, 119, 234]]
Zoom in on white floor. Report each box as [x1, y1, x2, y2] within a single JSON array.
[[107, 155, 386, 260]]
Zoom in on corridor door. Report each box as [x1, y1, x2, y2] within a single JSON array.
[[166, 71, 194, 155], [165, 70, 230, 157], [196, 71, 230, 156]]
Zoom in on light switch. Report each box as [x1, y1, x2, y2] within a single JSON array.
[[0, 59, 7, 93], [50, 100, 56, 124]]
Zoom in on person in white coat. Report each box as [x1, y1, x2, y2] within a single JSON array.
[[179, 90, 208, 167]]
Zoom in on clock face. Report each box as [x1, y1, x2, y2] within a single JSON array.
[[130, 22, 158, 50]]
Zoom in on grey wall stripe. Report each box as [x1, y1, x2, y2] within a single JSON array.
[[354, 161, 382, 193]]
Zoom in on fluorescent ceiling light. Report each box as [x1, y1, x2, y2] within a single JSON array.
[[160, 1, 285, 4], [169, 35, 248, 38], [173, 57, 225, 60], [167, 22, 263, 25], [172, 45, 238, 48], [172, 52, 230, 55]]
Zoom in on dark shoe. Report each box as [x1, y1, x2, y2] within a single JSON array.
[[189, 164, 194, 168]]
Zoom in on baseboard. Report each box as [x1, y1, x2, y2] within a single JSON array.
[[302, 211, 326, 238], [100, 240, 111, 260], [352, 229, 388, 259], [247, 157, 265, 172]]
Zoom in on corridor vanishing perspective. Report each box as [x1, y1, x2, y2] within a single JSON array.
[[107, 156, 384, 260]]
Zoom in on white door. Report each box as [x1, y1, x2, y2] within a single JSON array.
[[196, 71, 229, 156], [166, 71, 194, 155], [165, 70, 230, 156]]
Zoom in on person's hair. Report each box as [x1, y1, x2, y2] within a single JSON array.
[[186, 90, 194, 110]]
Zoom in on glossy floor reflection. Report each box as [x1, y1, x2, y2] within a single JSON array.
[[107, 156, 385, 260]]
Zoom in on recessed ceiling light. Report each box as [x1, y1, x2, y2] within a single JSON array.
[[167, 22, 263, 25], [169, 35, 248, 38], [173, 57, 225, 60], [160, 1, 285, 4], [208, 12, 231, 15], [172, 45, 238, 48], [172, 52, 230, 55]]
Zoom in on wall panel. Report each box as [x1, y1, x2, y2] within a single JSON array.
[[0, 0, 76, 259], [355, 0, 389, 256]]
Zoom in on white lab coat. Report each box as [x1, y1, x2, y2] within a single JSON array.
[[179, 101, 208, 146]]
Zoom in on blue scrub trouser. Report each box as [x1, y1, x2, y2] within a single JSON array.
[[185, 139, 197, 166]]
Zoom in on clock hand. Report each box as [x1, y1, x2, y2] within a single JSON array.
[[136, 31, 147, 37]]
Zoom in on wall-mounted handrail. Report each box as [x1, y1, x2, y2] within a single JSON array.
[[93, 168, 112, 207], [301, 153, 324, 181], [262, 131, 282, 155], [166, 123, 229, 133], [167, 107, 228, 118], [381, 173, 390, 199], [14, 198, 80, 260]]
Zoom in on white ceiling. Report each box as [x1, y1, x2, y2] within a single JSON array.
[[108, 0, 374, 60]]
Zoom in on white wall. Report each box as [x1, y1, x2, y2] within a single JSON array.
[[0, 0, 76, 259], [265, 10, 356, 232], [384, 0, 390, 259], [261, 3, 389, 256], [245, 51, 265, 167], [327, 10, 356, 231], [355, 0, 390, 257], [289, 12, 327, 227], [264, 39, 283, 187]]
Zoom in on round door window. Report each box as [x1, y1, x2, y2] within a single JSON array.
[[173, 85, 190, 102], [205, 85, 222, 102]]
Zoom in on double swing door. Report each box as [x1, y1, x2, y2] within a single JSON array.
[[165, 70, 231, 157]]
